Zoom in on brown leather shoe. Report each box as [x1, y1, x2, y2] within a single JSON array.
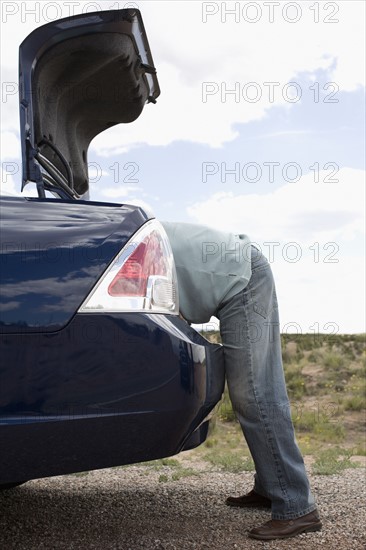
[[248, 509, 322, 540], [226, 489, 271, 509]]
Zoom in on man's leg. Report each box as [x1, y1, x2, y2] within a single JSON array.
[[217, 245, 319, 530]]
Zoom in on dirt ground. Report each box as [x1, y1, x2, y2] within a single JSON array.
[[0, 462, 365, 550]]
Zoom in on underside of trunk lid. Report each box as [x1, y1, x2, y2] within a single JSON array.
[[19, 9, 160, 197]]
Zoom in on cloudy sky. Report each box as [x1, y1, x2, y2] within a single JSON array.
[[1, 1, 365, 333]]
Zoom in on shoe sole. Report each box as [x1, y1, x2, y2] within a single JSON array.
[[248, 522, 322, 540]]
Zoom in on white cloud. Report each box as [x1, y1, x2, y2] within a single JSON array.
[[100, 186, 142, 198], [0, 131, 21, 160], [270, 252, 365, 334], [0, 165, 20, 196], [187, 168, 365, 244], [186, 167, 365, 333], [91, 146, 129, 158], [90, 179, 154, 213], [88, 167, 110, 179]]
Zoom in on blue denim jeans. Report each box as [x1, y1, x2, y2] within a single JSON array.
[[216, 245, 317, 520]]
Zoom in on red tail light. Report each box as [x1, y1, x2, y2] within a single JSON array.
[[108, 231, 169, 297], [78, 220, 178, 314]]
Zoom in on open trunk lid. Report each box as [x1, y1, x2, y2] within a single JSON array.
[[19, 9, 160, 197]]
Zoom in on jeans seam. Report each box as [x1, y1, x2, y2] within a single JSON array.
[[241, 288, 292, 510]]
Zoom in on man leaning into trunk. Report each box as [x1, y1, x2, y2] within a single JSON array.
[[162, 221, 322, 541]]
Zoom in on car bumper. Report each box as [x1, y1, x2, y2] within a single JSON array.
[[0, 313, 224, 483]]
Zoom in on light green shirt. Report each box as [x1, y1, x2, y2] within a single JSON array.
[[162, 222, 252, 324]]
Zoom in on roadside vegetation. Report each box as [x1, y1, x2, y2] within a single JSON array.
[[193, 333, 366, 475]]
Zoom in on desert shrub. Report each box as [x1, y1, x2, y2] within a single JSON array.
[[322, 352, 347, 371], [204, 451, 254, 473], [284, 365, 307, 399], [312, 447, 359, 475], [344, 395, 365, 411], [216, 386, 236, 422]]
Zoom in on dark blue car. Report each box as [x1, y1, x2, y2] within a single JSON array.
[[0, 9, 224, 488]]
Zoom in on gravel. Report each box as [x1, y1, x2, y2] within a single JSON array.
[[0, 462, 365, 549]]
